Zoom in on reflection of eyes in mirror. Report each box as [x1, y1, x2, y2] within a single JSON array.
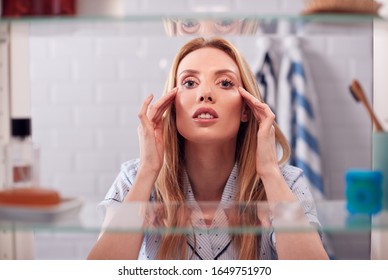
[[180, 19, 200, 34], [164, 18, 259, 36], [178, 19, 240, 35]]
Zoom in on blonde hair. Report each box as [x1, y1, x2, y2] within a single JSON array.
[[154, 37, 290, 259]]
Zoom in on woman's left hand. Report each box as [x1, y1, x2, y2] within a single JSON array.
[[239, 87, 279, 177]]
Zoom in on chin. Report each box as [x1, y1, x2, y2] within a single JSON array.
[[180, 131, 238, 145]]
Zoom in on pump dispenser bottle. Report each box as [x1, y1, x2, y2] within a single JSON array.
[[4, 118, 39, 188]]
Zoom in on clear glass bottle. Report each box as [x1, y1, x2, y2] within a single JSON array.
[[4, 118, 39, 188]]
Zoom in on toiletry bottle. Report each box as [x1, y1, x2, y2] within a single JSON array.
[[4, 118, 39, 188]]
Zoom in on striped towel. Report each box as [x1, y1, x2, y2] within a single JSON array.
[[255, 37, 277, 114], [277, 36, 324, 200], [277, 36, 336, 259]]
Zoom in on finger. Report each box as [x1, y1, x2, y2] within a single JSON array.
[[139, 94, 154, 120], [148, 88, 177, 119], [149, 87, 178, 122], [151, 96, 175, 123], [259, 104, 276, 131], [238, 87, 267, 122], [138, 94, 154, 128], [238, 86, 261, 109]]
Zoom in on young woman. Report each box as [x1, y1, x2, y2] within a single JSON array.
[[87, 37, 329, 260]]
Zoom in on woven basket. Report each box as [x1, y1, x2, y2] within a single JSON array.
[[302, 0, 382, 15]]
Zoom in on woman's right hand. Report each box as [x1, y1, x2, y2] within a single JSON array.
[[137, 87, 178, 177]]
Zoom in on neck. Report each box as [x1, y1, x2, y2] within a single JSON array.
[[184, 139, 237, 202]]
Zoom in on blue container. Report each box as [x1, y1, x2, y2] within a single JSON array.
[[345, 170, 382, 215]]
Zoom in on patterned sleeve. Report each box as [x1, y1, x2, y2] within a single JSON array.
[[269, 165, 322, 251], [96, 158, 140, 220], [285, 166, 321, 227]]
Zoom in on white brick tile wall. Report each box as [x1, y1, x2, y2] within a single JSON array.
[[118, 106, 141, 127], [142, 0, 187, 12], [54, 129, 97, 150], [120, 22, 166, 36], [327, 36, 373, 58], [31, 60, 73, 81], [51, 83, 95, 105], [96, 37, 140, 57], [75, 152, 117, 172], [74, 106, 118, 127], [30, 84, 51, 106], [32, 130, 56, 151], [235, 0, 281, 13], [32, 106, 74, 128], [29, 37, 51, 58], [51, 38, 96, 58], [52, 172, 97, 197], [40, 151, 74, 174], [96, 172, 121, 196], [96, 82, 139, 101], [73, 59, 119, 81], [28, 0, 373, 260], [96, 129, 136, 151]]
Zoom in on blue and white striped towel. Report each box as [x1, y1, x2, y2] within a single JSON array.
[[277, 36, 336, 259], [277, 36, 324, 200], [255, 37, 277, 114]]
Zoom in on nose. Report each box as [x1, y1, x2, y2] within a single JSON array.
[[199, 95, 213, 102], [199, 21, 213, 35], [197, 86, 215, 103]]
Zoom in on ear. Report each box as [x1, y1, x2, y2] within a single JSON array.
[[240, 103, 250, 122]]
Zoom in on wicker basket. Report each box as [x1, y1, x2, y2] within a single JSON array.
[[302, 0, 382, 15]]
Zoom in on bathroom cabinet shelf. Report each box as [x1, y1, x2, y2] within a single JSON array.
[[0, 200, 386, 234], [0, 13, 379, 36], [0, 13, 383, 22]]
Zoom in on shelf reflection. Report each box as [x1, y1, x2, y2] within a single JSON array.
[[0, 14, 379, 36], [0, 200, 387, 234]]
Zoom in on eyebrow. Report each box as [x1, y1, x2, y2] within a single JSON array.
[[178, 69, 199, 77], [178, 69, 240, 78]]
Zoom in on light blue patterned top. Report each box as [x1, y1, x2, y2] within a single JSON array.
[[98, 158, 322, 260]]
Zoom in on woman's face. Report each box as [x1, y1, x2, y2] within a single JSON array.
[[175, 47, 247, 144]]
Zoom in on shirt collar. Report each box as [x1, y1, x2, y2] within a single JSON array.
[[182, 162, 239, 204], [182, 162, 239, 259]]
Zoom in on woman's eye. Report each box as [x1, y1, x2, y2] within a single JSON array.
[[182, 79, 196, 88], [180, 19, 200, 34], [215, 19, 236, 33], [216, 19, 234, 27], [219, 79, 234, 88]]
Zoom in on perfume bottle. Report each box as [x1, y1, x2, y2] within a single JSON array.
[[4, 118, 39, 188]]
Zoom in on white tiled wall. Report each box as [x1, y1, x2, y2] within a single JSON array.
[[29, 1, 373, 260]]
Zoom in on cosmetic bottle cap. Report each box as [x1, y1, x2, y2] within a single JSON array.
[[11, 118, 31, 138]]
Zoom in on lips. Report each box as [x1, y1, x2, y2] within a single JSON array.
[[192, 107, 219, 119]]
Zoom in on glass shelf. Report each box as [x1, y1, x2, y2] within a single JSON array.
[[0, 13, 384, 22], [0, 13, 380, 36], [0, 200, 387, 234]]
